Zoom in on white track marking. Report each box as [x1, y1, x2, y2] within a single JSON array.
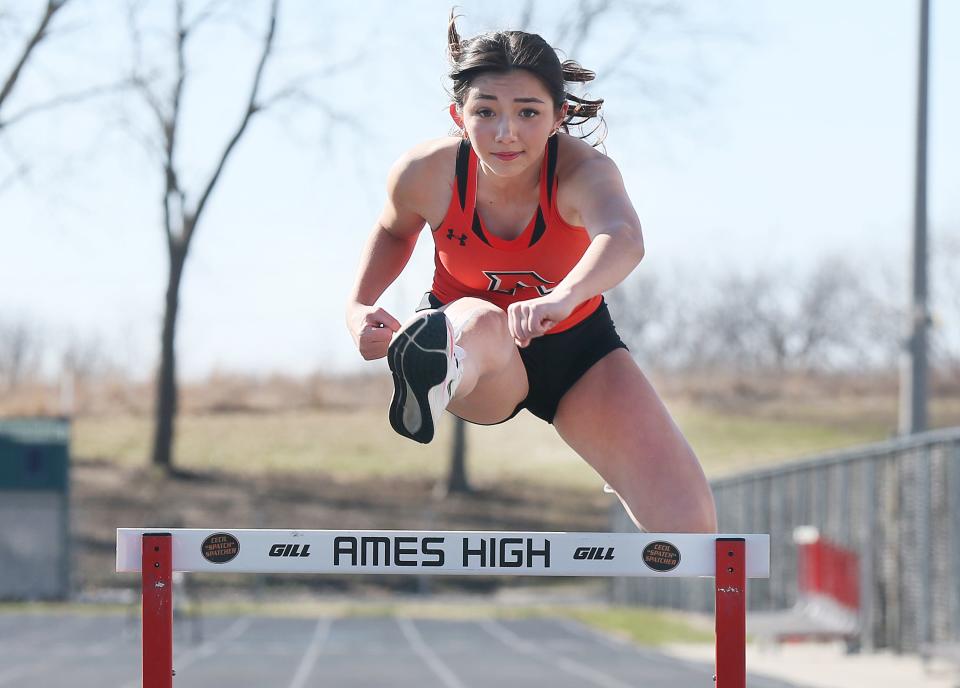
[[479, 619, 635, 688], [396, 617, 470, 688], [286, 618, 332, 688], [118, 617, 252, 688], [0, 637, 124, 685], [0, 617, 105, 686], [557, 618, 716, 674], [174, 617, 251, 671], [556, 618, 634, 650]]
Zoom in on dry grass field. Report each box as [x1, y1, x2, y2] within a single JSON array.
[[6, 370, 960, 593], [66, 369, 960, 485]]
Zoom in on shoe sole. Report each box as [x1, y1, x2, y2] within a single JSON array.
[[387, 311, 449, 444]]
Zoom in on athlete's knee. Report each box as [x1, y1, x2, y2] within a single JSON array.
[[452, 301, 513, 353], [463, 304, 509, 336]]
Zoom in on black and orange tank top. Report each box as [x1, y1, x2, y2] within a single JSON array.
[[429, 136, 602, 334]]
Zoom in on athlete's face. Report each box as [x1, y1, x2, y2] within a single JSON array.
[[455, 70, 567, 180]]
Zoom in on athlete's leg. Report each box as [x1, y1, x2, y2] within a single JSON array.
[[441, 297, 528, 424], [552, 348, 717, 533]]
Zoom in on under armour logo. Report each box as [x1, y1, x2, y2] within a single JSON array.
[[446, 229, 468, 246]]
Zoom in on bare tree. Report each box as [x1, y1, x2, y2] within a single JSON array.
[[606, 271, 669, 361], [613, 256, 900, 376], [122, 0, 319, 470], [445, 415, 469, 495], [60, 331, 115, 382], [790, 257, 884, 371], [1, 0, 127, 194], [0, 0, 70, 191], [0, 1, 70, 125], [0, 319, 43, 391], [695, 271, 778, 371]]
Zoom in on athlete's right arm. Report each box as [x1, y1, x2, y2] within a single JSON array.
[[346, 152, 432, 361]]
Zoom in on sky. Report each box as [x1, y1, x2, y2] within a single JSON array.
[[0, 0, 957, 379]]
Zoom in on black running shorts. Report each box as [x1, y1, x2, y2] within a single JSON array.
[[416, 293, 628, 424]]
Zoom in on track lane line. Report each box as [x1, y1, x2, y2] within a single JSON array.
[[286, 617, 332, 688], [0, 617, 107, 686], [118, 617, 252, 688], [478, 618, 635, 688], [396, 617, 471, 688]]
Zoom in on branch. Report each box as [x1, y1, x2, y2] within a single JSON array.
[[517, 0, 535, 31], [566, 0, 612, 56], [158, 0, 190, 247], [125, 0, 165, 130], [0, 160, 29, 196], [0, 0, 71, 113], [111, 106, 166, 167], [126, 0, 150, 78], [125, 1, 183, 245], [258, 49, 365, 110], [183, 0, 232, 34], [553, 0, 611, 56], [0, 134, 32, 197], [0, 81, 127, 132], [130, 72, 167, 136], [273, 87, 372, 146], [189, 0, 279, 236]]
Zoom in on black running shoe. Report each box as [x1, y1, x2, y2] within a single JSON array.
[[387, 310, 461, 443]]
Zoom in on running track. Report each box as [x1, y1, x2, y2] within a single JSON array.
[[0, 613, 804, 687]]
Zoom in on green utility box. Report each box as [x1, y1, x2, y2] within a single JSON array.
[[0, 417, 70, 599]]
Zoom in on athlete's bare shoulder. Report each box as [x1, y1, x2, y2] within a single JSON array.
[[555, 134, 624, 226], [393, 137, 459, 174], [555, 133, 614, 178], [387, 137, 460, 230]]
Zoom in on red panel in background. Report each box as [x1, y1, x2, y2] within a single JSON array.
[[797, 538, 860, 611]]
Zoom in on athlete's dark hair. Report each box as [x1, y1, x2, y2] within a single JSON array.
[[447, 10, 606, 146]]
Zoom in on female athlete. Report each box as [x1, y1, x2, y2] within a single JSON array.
[[346, 15, 717, 533]]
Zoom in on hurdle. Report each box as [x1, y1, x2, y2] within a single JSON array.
[[117, 528, 769, 687]]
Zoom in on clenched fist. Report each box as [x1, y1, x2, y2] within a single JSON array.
[[346, 304, 401, 360], [506, 293, 575, 348]]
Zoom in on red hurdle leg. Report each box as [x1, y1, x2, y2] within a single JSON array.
[[142, 533, 173, 688], [715, 537, 746, 688]]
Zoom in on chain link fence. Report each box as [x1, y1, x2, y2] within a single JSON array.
[[610, 427, 960, 653]]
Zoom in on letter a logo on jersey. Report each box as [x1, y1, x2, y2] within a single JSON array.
[[483, 270, 556, 296]]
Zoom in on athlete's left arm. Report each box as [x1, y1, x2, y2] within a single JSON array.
[[555, 154, 645, 302], [507, 155, 644, 346]]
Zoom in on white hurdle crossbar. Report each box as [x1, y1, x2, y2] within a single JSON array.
[[118, 529, 770, 688]]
